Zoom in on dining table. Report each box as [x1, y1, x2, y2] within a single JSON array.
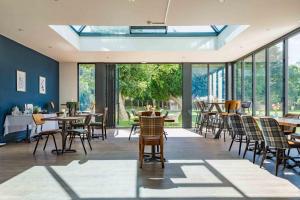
[[207, 102, 225, 113], [42, 116, 85, 154]]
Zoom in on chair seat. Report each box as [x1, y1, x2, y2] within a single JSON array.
[[39, 129, 61, 135], [90, 122, 103, 126], [288, 140, 300, 148], [72, 122, 85, 127], [68, 129, 88, 135], [291, 133, 300, 139]]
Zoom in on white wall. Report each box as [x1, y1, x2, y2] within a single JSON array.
[[59, 62, 78, 110]]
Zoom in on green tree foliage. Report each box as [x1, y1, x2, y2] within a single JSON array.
[[79, 64, 95, 111], [118, 64, 182, 101]]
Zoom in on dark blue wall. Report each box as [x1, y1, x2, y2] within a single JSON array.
[[0, 35, 59, 142]]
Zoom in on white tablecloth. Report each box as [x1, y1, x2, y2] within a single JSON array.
[[4, 114, 59, 137]]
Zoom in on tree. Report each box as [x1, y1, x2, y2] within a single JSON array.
[[118, 64, 182, 119]]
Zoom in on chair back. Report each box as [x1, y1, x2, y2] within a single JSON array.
[[102, 107, 108, 126], [282, 113, 300, 134], [66, 102, 79, 116], [228, 114, 246, 136], [163, 111, 169, 118], [140, 116, 164, 137], [241, 115, 264, 141], [225, 100, 241, 113], [241, 101, 252, 109], [141, 111, 161, 116], [259, 117, 289, 149], [84, 114, 92, 126], [32, 114, 45, 126], [197, 101, 207, 112], [126, 111, 131, 120]]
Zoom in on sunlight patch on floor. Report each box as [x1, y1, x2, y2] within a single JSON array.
[[51, 160, 137, 198], [139, 187, 243, 198], [206, 159, 300, 198], [171, 165, 222, 184], [114, 128, 202, 138], [0, 166, 70, 200]]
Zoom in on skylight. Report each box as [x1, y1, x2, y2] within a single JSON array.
[[70, 25, 227, 37]]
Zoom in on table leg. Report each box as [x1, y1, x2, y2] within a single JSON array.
[[144, 145, 166, 162]]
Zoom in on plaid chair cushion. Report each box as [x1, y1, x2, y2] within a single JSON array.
[[228, 114, 246, 136], [241, 115, 264, 141], [259, 117, 289, 149], [140, 116, 164, 137]]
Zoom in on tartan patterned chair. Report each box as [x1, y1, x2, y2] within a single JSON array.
[[259, 117, 300, 176], [241, 115, 264, 163], [139, 116, 165, 168], [228, 114, 247, 155]]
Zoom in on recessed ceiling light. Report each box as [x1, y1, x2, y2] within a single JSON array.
[[266, 28, 270, 31], [128, 0, 135, 2], [141, 61, 147, 64], [48, 46, 53, 49], [219, 0, 225, 3], [18, 28, 24, 32]]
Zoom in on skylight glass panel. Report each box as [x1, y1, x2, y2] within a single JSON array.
[[214, 25, 226, 31], [81, 26, 129, 35], [167, 26, 214, 33], [71, 25, 83, 32], [130, 26, 166, 34]]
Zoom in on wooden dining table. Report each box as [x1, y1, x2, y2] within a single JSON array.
[[207, 102, 225, 113], [42, 116, 85, 154]]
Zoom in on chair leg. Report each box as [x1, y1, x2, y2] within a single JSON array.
[[80, 135, 87, 154], [101, 126, 105, 141], [260, 146, 267, 168], [160, 140, 164, 168], [104, 126, 107, 139], [140, 142, 145, 168], [69, 134, 74, 149], [52, 135, 58, 155], [253, 141, 258, 163], [87, 134, 92, 150], [238, 135, 243, 156], [129, 125, 135, 140], [283, 149, 287, 170], [229, 133, 236, 151], [275, 149, 280, 176], [33, 135, 41, 155], [43, 135, 49, 151], [243, 139, 250, 158]]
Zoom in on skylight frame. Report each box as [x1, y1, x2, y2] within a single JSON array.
[[70, 25, 228, 37]]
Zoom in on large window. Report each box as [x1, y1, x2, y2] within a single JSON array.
[[234, 61, 242, 100], [192, 64, 225, 124], [288, 33, 300, 113], [116, 64, 182, 127], [255, 50, 266, 116], [209, 64, 226, 101], [192, 64, 208, 101], [243, 56, 253, 114], [79, 64, 95, 111], [269, 42, 284, 117]]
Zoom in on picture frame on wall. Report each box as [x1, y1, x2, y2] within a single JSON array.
[[39, 76, 46, 94], [16, 70, 26, 92]]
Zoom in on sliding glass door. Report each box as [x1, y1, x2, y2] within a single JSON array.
[[78, 64, 95, 111], [116, 64, 183, 127]]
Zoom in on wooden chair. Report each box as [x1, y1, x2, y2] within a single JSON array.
[[90, 107, 108, 140], [259, 117, 300, 176], [217, 100, 241, 140], [139, 116, 165, 168], [128, 111, 140, 140], [32, 114, 61, 155], [67, 114, 92, 154], [241, 115, 264, 163], [282, 113, 300, 135], [228, 114, 247, 155]]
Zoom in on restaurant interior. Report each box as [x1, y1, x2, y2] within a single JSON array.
[[1, 0, 300, 199]]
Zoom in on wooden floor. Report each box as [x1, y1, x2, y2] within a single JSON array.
[[0, 128, 300, 200]]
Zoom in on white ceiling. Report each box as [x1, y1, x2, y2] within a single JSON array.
[[0, 0, 300, 63]]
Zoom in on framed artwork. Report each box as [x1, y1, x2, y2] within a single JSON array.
[[39, 76, 46, 94], [16, 70, 26, 92]]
